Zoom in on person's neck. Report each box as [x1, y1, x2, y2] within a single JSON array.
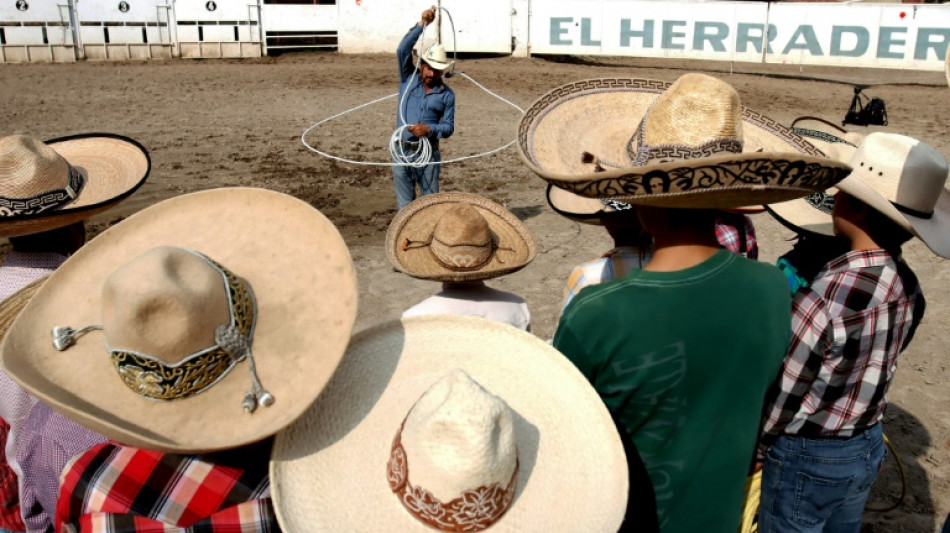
[[643, 234, 719, 272], [443, 281, 484, 290], [847, 232, 884, 253]]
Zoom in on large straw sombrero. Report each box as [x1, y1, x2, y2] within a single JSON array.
[[0, 134, 150, 238], [270, 315, 629, 532], [0, 187, 358, 453], [767, 119, 864, 236], [518, 75, 851, 209], [0, 276, 46, 371], [387, 192, 536, 282]]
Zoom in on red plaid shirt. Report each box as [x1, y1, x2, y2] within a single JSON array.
[[56, 441, 278, 533], [0, 417, 26, 531], [715, 213, 758, 260], [759, 250, 924, 453]]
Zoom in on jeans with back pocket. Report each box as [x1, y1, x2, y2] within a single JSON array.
[[758, 423, 885, 533]]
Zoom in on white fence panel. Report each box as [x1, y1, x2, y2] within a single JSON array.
[[766, 3, 950, 70], [0, 1, 74, 62], [173, 0, 260, 58], [76, 0, 172, 60]]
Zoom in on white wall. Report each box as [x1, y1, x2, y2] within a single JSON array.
[[529, 0, 950, 71], [337, 0, 512, 54]]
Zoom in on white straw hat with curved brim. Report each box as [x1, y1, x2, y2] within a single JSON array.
[[835, 133, 950, 258], [421, 43, 455, 71], [270, 315, 629, 533], [0, 187, 358, 453], [0, 133, 150, 238], [518, 75, 851, 209], [767, 125, 864, 236], [387, 192, 536, 282]]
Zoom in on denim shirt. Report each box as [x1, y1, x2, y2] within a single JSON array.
[[396, 24, 456, 144]]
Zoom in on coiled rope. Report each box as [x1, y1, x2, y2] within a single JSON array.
[[301, 6, 524, 168]]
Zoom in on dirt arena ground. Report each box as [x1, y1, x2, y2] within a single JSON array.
[[2, 51, 949, 531]]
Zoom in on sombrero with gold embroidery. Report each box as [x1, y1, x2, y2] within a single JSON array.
[[270, 315, 629, 532], [0, 134, 150, 238], [0, 187, 358, 453], [518, 74, 851, 209]]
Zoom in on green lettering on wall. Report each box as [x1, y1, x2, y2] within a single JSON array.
[[550, 17, 572, 45], [877, 27, 906, 59], [620, 19, 654, 48], [581, 17, 601, 46], [830, 26, 868, 57], [736, 23, 775, 54], [694, 22, 728, 52], [914, 28, 950, 60], [662, 20, 687, 50], [782, 25, 823, 56]]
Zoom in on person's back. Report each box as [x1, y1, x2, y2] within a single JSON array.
[[555, 249, 789, 529], [403, 281, 530, 331]]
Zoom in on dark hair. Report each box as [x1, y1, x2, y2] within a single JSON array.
[[8, 221, 86, 256], [664, 207, 718, 230], [841, 195, 913, 257]]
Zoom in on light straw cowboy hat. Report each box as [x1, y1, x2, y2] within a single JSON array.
[[836, 133, 950, 258], [270, 315, 629, 532], [0, 134, 149, 238], [0, 187, 358, 453], [518, 74, 851, 209], [767, 121, 865, 236], [421, 43, 454, 71], [387, 192, 536, 282]]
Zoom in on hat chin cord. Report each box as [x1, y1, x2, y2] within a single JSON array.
[[302, 7, 524, 169]]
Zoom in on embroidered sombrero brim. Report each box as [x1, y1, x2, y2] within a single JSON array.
[[518, 78, 852, 209], [766, 127, 863, 236], [546, 183, 641, 226], [387, 192, 536, 282], [1, 187, 358, 453], [0, 133, 150, 238], [270, 315, 629, 532]]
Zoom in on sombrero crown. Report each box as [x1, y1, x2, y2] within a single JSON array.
[[519, 73, 851, 209], [0, 133, 149, 238]]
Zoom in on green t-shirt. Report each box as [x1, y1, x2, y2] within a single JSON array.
[[553, 249, 790, 533]]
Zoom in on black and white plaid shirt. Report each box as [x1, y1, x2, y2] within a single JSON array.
[[759, 250, 924, 453]]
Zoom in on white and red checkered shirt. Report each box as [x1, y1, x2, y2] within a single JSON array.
[[759, 250, 924, 453]]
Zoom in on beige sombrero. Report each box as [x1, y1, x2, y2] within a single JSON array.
[[518, 74, 851, 209], [0, 187, 358, 453], [387, 192, 536, 282], [767, 120, 864, 236], [0, 134, 150, 238], [0, 276, 46, 372], [270, 315, 629, 532]]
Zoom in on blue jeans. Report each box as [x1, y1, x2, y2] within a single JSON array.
[[393, 149, 441, 210], [759, 423, 885, 533]]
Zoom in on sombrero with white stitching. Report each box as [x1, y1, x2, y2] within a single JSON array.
[[518, 74, 851, 209], [0, 133, 150, 238], [270, 315, 629, 532]]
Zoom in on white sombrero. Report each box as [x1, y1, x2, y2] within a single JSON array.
[[519, 74, 851, 209], [1, 187, 358, 453], [270, 315, 629, 532], [0, 134, 150, 238]]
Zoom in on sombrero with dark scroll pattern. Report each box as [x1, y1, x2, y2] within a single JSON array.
[[1, 187, 357, 453], [0, 134, 149, 238], [766, 119, 864, 236], [518, 74, 851, 209]]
